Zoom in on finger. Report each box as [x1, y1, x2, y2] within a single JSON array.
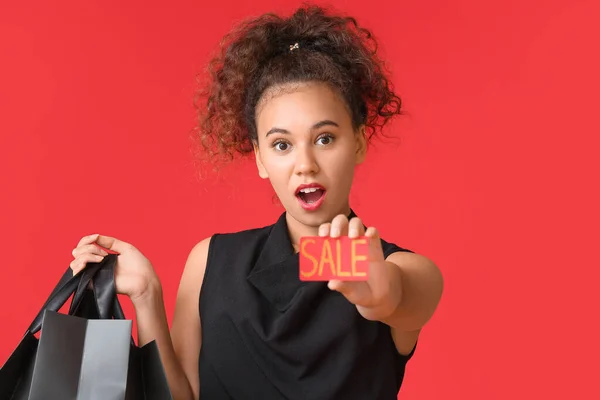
[[328, 279, 344, 291], [72, 244, 109, 259], [318, 223, 331, 237], [328, 279, 362, 295], [76, 233, 100, 248], [365, 227, 385, 261], [69, 253, 105, 274], [348, 217, 365, 238], [94, 235, 131, 254], [330, 214, 349, 238]]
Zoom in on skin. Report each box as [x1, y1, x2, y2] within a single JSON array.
[[70, 81, 443, 400]]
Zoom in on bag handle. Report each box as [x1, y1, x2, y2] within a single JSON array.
[[30, 255, 134, 343], [75, 254, 136, 346], [70, 254, 130, 322], [26, 263, 100, 334], [68, 254, 119, 319], [96, 259, 127, 320], [77, 253, 132, 321]]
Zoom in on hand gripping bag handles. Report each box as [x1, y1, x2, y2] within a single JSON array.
[[0, 254, 172, 400]]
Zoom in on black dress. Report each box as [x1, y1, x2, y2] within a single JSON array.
[[198, 211, 415, 399]]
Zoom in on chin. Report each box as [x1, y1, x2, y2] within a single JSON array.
[[287, 203, 339, 227]]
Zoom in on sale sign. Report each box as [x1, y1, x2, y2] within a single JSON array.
[[299, 236, 370, 281]]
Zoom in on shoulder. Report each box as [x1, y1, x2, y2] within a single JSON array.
[[380, 236, 440, 290], [177, 236, 213, 297], [379, 237, 413, 259]]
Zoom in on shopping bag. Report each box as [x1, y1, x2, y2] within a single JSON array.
[[28, 310, 132, 400], [0, 254, 172, 400], [0, 265, 89, 399]]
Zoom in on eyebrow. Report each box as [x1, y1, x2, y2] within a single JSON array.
[[265, 120, 340, 137]]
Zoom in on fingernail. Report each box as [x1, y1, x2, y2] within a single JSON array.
[[349, 228, 358, 237], [330, 227, 339, 237]]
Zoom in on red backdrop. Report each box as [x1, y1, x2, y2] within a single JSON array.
[[1, 0, 599, 398]]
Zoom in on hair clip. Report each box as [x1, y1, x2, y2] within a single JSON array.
[[289, 42, 300, 52]]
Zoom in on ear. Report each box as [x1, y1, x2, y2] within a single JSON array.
[[355, 125, 368, 165], [253, 142, 269, 179]]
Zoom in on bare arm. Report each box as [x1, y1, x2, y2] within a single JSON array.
[[71, 234, 210, 400], [134, 287, 195, 400], [135, 238, 211, 400], [170, 238, 211, 399], [382, 252, 444, 354]]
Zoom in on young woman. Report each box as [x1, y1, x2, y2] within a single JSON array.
[[70, 5, 443, 399]]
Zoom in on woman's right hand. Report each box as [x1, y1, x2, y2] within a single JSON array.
[[70, 234, 161, 305]]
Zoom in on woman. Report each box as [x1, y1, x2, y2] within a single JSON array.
[[70, 5, 443, 399]]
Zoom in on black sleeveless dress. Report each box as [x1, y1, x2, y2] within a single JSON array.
[[198, 211, 415, 399]]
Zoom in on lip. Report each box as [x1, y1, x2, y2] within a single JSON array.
[[295, 183, 327, 212]]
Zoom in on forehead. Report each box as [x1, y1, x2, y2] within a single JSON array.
[[255, 82, 351, 132]]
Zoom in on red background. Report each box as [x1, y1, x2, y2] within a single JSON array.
[[1, 0, 599, 398]]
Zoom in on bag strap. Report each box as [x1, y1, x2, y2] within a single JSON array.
[[68, 254, 118, 319], [28, 254, 136, 346], [27, 270, 78, 334], [27, 254, 119, 334], [77, 254, 136, 346], [27, 269, 96, 334]]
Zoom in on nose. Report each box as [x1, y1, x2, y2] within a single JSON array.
[[293, 144, 320, 176]]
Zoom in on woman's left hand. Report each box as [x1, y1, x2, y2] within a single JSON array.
[[319, 214, 403, 322]]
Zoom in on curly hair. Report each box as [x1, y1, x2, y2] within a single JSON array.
[[193, 4, 402, 163]]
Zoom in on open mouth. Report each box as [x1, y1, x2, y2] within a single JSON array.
[[296, 185, 326, 211]]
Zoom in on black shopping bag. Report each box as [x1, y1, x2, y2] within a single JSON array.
[[28, 310, 132, 399], [0, 254, 172, 400]]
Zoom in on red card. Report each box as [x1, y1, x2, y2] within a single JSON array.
[[299, 236, 370, 281]]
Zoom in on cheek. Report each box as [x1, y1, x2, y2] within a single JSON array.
[[262, 152, 295, 173], [324, 151, 356, 183], [260, 152, 295, 191]]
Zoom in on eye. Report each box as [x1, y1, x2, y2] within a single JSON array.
[[272, 140, 291, 152], [316, 134, 334, 146]]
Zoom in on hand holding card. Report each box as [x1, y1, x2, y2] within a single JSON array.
[[298, 213, 403, 323]]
